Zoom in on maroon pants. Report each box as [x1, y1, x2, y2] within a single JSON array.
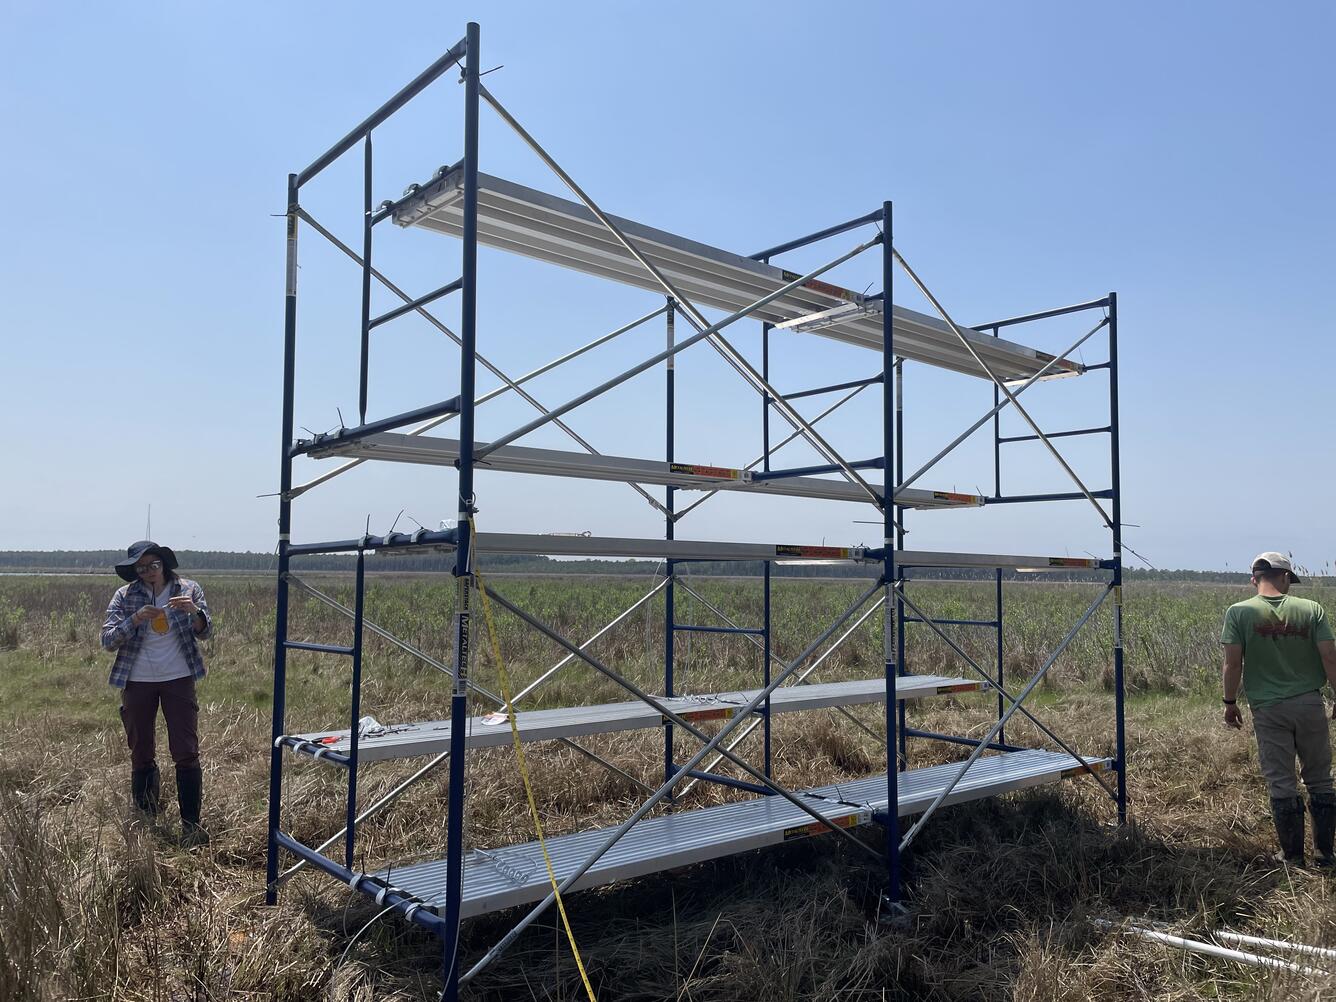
[[119, 677, 200, 770]]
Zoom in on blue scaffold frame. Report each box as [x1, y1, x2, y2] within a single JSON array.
[[263, 22, 1127, 1000]]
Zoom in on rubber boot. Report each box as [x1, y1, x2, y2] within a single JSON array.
[[1310, 793, 1336, 869], [131, 765, 161, 816], [1270, 795, 1306, 865], [176, 766, 209, 848]]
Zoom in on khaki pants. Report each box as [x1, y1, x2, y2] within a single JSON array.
[[1253, 690, 1333, 800]]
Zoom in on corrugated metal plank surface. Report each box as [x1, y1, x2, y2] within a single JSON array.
[[373, 749, 1108, 919], [291, 675, 987, 762]]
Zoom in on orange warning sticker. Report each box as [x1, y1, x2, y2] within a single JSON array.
[[782, 814, 863, 841], [777, 271, 859, 303], [1062, 761, 1109, 778], [678, 707, 732, 723], [775, 544, 850, 559], [932, 491, 979, 504], [1047, 557, 1095, 568], [670, 462, 742, 480], [936, 683, 982, 694]]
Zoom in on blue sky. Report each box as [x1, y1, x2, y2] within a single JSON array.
[[1, 1, 1332, 571]]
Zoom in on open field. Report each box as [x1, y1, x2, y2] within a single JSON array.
[[5, 573, 1336, 1001]]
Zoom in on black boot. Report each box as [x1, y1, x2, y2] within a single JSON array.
[[175, 766, 209, 847], [130, 765, 161, 816], [1310, 793, 1336, 868], [1271, 795, 1306, 865]]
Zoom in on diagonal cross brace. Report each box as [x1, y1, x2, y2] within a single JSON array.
[[479, 83, 884, 510], [462, 579, 885, 984], [480, 582, 884, 858], [282, 573, 657, 791], [891, 582, 1116, 803], [892, 249, 1113, 529], [896, 315, 1108, 495], [288, 207, 668, 515], [897, 584, 1114, 854]]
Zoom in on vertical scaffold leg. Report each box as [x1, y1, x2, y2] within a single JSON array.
[[266, 170, 300, 907], [441, 21, 480, 1002], [880, 199, 902, 907], [1109, 291, 1127, 824]]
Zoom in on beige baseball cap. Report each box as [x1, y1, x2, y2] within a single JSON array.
[[1252, 551, 1301, 583]]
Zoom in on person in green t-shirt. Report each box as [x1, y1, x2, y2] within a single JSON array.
[[1221, 551, 1336, 867]]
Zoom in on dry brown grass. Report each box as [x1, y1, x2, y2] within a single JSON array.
[[4, 574, 1336, 1000]]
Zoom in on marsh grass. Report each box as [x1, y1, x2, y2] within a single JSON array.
[[4, 574, 1336, 1000]]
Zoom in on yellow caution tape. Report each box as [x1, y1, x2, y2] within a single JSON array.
[[472, 525, 597, 1002]]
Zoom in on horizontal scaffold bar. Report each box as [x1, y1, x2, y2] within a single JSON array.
[[369, 750, 1109, 920], [290, 398, 460, 457], [296, 37, 468, 188], [367, 277, 462, 329], [305, 433, 982, 509], [972, 296, 1111, 332], [748, 208, 885, 261], [282, 675, 988, 763], [273, 831, 448, 934], [997, 425, 1112, 445], [386, 168, 1083, 383], [283, 640, 356, 656], [781, 373, 884, 401], [983, 490, 1114, 505]]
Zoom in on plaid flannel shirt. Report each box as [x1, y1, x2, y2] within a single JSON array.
[[101, 576, 212, 689]]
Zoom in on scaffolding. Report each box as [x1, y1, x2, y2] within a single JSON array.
[[265, 23, 1126, 1001]]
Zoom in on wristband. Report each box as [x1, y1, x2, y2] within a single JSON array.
[[1222, 698, 1237, 705]]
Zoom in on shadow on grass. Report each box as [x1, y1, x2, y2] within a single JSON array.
[[305, 789, 1311, 1002]]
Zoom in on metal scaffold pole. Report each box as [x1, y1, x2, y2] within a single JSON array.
[[663, 298, 676, 793], [441, 21, 480, 1002], [265, 172, 299, 906], [1109, 291, 1127, 823], [880, 201, 902, 904]]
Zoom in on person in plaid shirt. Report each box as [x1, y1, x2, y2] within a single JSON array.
[[101, 540, 213, 845]]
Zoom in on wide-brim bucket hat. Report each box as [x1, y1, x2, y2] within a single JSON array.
[[114, 540, 179, 582]]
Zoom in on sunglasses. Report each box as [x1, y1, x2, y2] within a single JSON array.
[[135, 561, 164, 575]]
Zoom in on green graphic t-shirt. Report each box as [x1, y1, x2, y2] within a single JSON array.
[[1220, 594, 1334, 708]]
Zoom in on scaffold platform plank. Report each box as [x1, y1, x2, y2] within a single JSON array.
[[390, 168, 1083, 383], [284, 675, 988, 763], [373, 749, 1108, 920], [304, 432, 984, 510], [365, 529, 1105, 570]]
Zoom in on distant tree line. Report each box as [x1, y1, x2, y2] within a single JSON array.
[[0, 549, 1276, 584]]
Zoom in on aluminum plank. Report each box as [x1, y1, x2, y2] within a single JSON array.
[[371, 749, 1108, 919], [390, 169, 1083, 383], [305, 433, 984, 510], [365, 529, 1107, 570], [288, 675, 988, 763]]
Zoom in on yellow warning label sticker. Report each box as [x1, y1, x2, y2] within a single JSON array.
[[782, 813, 862, 841], [1047, 557, 1095, 568], [936, 683, 982, 694], [932, 491, 978, 504], [670, 462, 742, 480]]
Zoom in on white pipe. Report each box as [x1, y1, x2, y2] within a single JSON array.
[[1213, 929, 1336, 963], [1094, 919, 1325, 976]]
